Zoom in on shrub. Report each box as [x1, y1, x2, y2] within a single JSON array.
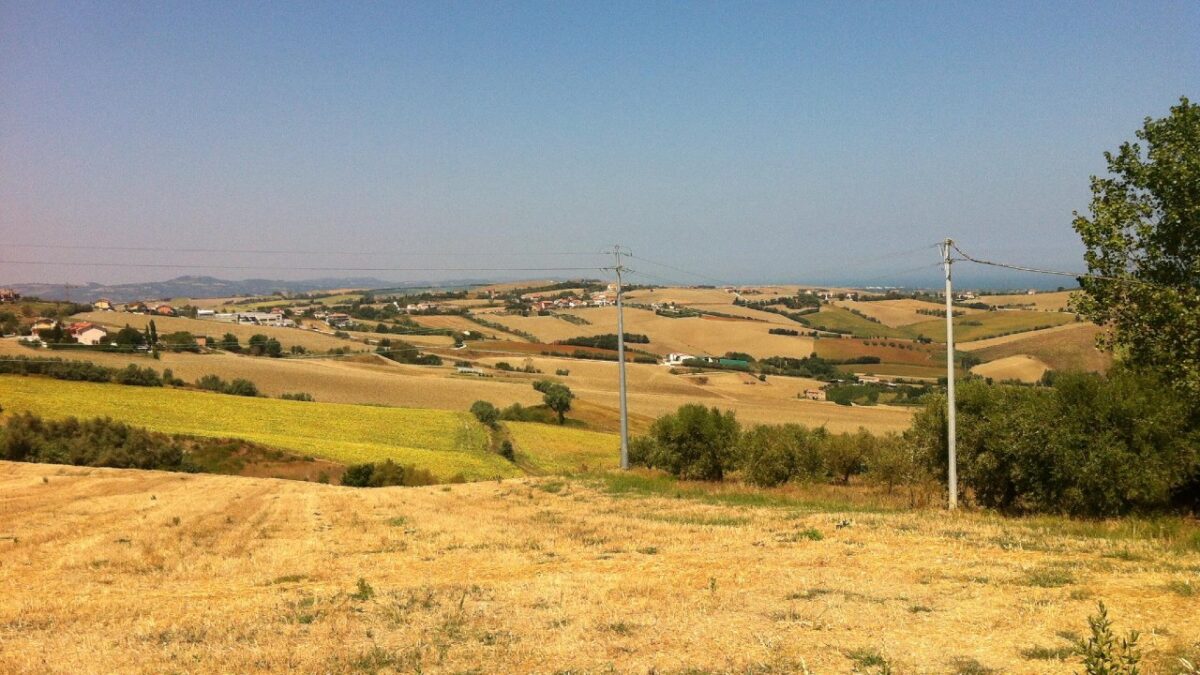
[[225, 379, 259, 397], [470, 400, 500, 428], [499, 440, 515, 461], [112, 364, 163, 387], [340, 460, 439, 487], [826, 428, 873, 484], [631, 404, 740, 481], [908, 367, 1200, 516], [196, 374, 227, 392], [280, 392, 314, 402], [1081, 602, 1141, 674], [0, 412, 190, 471], [736, 424, 827, 487]]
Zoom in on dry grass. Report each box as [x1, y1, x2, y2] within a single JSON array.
[[983, 290, 1077, 311], [967, 323, 1113, 374], [1, 462, 1196, 673], [971, 354, 1052, 383]]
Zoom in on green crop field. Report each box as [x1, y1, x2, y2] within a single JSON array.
[[506, 421, 620, 474], [805, 306, 1077, 343], [0, 376, 519, 480], [907, 311, 1078, 342], [803, 306, 909, 338]]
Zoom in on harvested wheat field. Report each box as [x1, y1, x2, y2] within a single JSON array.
[[560, 307, 818, 359], [1, 463, 1197, 673], [965, 323, 1113, 374], [970, 354, 1052, 383], [983, 290, 1077, 311]]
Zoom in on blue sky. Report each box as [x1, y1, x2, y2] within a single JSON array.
[[1, 1, 1197, 287]]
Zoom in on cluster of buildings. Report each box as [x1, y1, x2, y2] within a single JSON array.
[[525, 293, 613, 312], [92, 299, 177, 316], [0, 288, 20, 303], [26, 318, 109, 345], [198, 309, 295, 327]]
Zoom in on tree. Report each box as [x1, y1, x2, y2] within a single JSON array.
[[247, 334, 269, 356], [264, 338, 283, 358], [632, 404, 741, 481], [1072, 97, 1200, 396], [114, 325, 146, 347], [222, 333, 241, 353], [470, 400, 500, 428], [540, 383, 574, 424]]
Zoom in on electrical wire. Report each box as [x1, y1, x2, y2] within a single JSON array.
[[0, 259, 606, 273], [6, 243, 611, 258], [949, 243, 1167, 288]]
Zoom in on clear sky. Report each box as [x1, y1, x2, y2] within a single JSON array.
[[2, 1, 1197, 287]]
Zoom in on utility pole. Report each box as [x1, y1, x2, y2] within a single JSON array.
[[941, 239, 958, 510], [613, 245, 630, 469]]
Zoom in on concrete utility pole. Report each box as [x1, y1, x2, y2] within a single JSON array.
[[613, 245, 630, 470], [941, 239, 958, 510]]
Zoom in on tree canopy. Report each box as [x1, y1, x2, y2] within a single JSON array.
[[1073, 96, 1200, 395]]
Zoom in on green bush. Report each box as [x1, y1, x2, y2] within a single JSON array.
[[470, 400, 500, 428], [0, 412, 190, 471], [908, 368, 1200, 516], [280, 392, 314, 402], [631, 404, 740, 481], [112, 364, 163, 387], [225, 379, 259, 397], [737, 424, 827, 487], [340, 460, 440, 487]]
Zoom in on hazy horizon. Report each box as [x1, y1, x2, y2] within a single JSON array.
[[3, 2, 1198, 288]]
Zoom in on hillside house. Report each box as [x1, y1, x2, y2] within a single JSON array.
[[92, 299, 114, 311], [124, 301, 149, 313], [326, 313, 352, 328], [31, 318, 58, 333], [68, 322, 108, 345], [0, 288, 20, 303], [803, 388, 827, 401], [231, 312, 294, 327], [858, 375, 882, 384], [154, 304, 177, 316], [665, 352, 695, 366]]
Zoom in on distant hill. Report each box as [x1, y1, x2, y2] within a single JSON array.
[[0, 276, 415, 303]]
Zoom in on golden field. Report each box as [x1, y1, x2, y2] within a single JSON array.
[[0, 463, 1197, 673], [832, 298, 982, 327], [970, 354, 1052, 383], [964, 323, 1113, 374], [0, 376, 514, 480], [0, 339, 914, 434], [983, 290, 1077, 311]]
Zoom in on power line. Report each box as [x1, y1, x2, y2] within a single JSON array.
[[950, 243, 1166, 288], [6, 242, 610, 258], [0, 259, 606, 273]]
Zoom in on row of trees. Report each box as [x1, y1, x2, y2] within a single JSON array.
[[628, 405, 916, 492], [632, 363, 1199, 517], [1, 412, 195, 471]]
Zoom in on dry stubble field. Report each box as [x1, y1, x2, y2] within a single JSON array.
[[1, 463, 1197, 674]]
